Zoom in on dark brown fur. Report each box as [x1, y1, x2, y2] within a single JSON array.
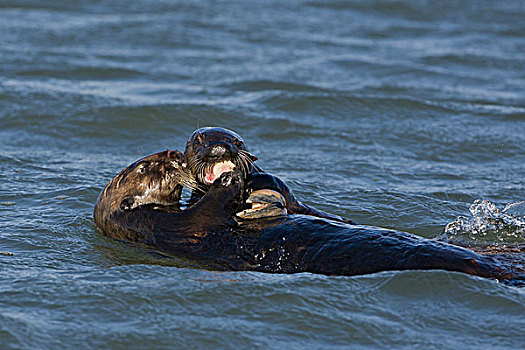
[[93, 152, 524, 284], [94, 150, 198, 242], [184, 127, 356, 224]]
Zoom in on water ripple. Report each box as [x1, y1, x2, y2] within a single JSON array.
[[2, 0, 525, 348]]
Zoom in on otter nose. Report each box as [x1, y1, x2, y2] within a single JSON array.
[[204, 141, 235, 159], [209, 145, 226, 158]]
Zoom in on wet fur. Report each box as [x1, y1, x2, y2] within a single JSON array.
[[184, 127, 257, 193], [94, 150, 199, 241], [94, 151, 524, 285]]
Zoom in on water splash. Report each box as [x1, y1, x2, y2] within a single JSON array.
[[442, 199, 525, 245]]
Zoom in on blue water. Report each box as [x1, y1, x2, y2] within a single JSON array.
[[1, 0, 524, 349]]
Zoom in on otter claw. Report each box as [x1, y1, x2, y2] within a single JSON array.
[[236, 189, 288, 220]]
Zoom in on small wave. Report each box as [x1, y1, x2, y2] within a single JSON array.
[[442, 199, 525, 245], [17, 66, 146, 80], [221, 79, 330, 93]]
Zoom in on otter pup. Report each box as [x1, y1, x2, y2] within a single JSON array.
[[94, 150, 202, 242], [94, 149, 247, 259]]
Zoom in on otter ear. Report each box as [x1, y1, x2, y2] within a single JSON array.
[[120, 197, 135, 211]]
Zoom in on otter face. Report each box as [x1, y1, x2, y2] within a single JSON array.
[[102, 150, 196, 211], [184, 127, 257, 187]]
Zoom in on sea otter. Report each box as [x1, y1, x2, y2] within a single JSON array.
[[93, 151, 524, 284], [94, 150, 205, 242], [183, 127, 356, 224]]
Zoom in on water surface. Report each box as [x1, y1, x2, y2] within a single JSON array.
[[1, 0, 524, 349]]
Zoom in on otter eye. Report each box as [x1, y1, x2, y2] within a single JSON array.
[[137, 162, 150, 173], [233, 139, 243, 148], [120, 197, 134, 211]]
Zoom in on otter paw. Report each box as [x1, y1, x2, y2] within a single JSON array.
[[214, 171, 241, 188]]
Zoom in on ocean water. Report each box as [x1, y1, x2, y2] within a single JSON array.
[[1, 0, 524, 349]]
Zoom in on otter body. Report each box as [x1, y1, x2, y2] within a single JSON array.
[[93, 151, 524, 284], [94, 150, 202, 242], [212, 215, 514, 281]]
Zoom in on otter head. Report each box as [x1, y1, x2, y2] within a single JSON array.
[[102, 150, 197, 211], [184, 127, 257, 189]]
